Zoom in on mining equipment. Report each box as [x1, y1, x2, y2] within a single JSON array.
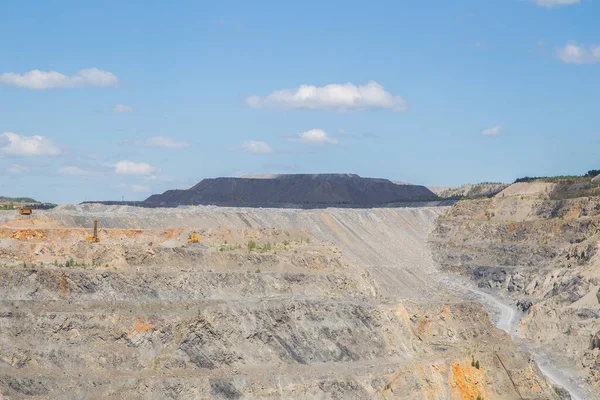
[[86, 220, 100, 243], [19, 207, 33, 215], [188, 231, 201, 244]]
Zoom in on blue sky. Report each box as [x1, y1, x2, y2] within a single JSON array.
[[1, 0, 599, 203]]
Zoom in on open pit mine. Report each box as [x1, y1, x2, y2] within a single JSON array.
[[0, 174, 597, 399]]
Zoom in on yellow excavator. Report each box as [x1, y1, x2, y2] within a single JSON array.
[[188, 231, 201, 244], [86, 220, 100, 243]]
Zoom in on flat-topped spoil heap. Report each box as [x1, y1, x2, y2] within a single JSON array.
[[142, 174, 439, 208]]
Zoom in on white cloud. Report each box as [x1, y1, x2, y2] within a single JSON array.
[[131, 184, 151, 192], [523, 0, 580, 7], [144, 174, 173, 183], [58, 166, 89, 176], [229, 140, 273, 154], [112, 104, 134, 113], [556, 43, 600, 64], [0, 68, 119, 89], [247, 81, 407, 112], [289, 129, 338, 144], [481, 125, 502, 136], [8, 164, 29, 173], [0, 132, 61, 156], [132, 136, 191, 149], [113, 160, 154, 175]]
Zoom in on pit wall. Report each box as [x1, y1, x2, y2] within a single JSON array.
[[430, 193, 600, 390]]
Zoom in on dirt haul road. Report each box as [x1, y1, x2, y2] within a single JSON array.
[[0, 204, 567, 399]]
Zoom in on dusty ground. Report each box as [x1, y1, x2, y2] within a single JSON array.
[[0, 205, 564, 399]]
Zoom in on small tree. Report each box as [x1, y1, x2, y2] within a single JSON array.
[[475, 360, 480, 369]]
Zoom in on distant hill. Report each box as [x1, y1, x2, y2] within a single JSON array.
[[142, 174, 439, 208], [0, 196, 38, 203], [0, 196, 56, 210]]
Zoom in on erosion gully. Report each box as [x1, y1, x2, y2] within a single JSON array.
[[441, 277, 593, 400]]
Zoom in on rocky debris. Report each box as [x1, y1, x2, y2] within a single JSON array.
[[566, 244, 593, 265], [517, 299, 534, 312], [432, 183, 509, 199], [554, 385, 572, 400], [142, 174, 439, 208], [591, 331, 600, 350], [496, 182, 556, 198], [429, 184, 600, 393]]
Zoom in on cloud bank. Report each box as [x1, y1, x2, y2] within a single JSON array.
[[481, 125, 502, 136], [247, 81, 407, 112], [289, 129, 338, 144], [0, 132, 61, 156], [0, 68, 119, 89], [113, 160, 154, 175], [556, 43, 600, 64], [229, 141, 273, 154]]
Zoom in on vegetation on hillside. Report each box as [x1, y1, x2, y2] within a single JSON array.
[[0, 196, 37, 203], [514, 170, 600, 184], [0, 196, 56, 210], [512, 169, 600, 200]]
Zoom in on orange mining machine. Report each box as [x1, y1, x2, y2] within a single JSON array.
[[18, 205, 34, 215], [86, 220, 100, 243]]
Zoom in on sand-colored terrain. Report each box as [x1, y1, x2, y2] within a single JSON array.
[[0, 204, 564, 399]]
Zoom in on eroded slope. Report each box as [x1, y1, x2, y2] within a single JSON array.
[[430, 183, 600, 393]]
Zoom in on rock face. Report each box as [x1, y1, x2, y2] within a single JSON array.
[[0, 205, 561, 399], [429, 182, 600, 392], [143, 174, 439, 208]]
